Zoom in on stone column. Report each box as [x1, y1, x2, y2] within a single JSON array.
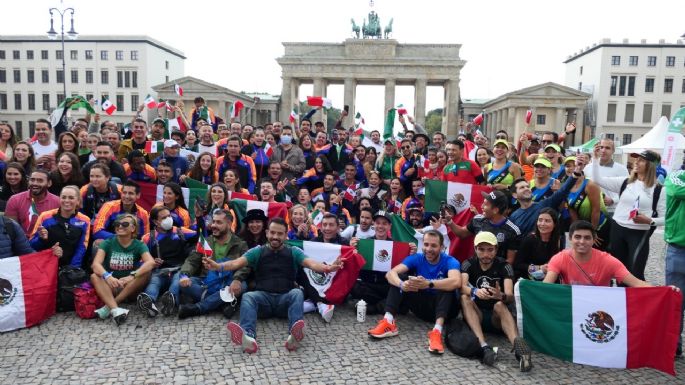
[[575, 108, 585, 145], [384, 78, 396, 131], [555, 108, 566, 131], [507, 107, 516, 135], [502, 109, 509, 132], [443, 78, 460, 137], [414, 79, 427, 126], [279, 77, 292, 126], [343, 78, 356, 128], [313, 78, 327, 127]]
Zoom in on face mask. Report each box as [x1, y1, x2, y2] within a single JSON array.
[[160, 217, 174, 231], [280, 135, 292, 145]]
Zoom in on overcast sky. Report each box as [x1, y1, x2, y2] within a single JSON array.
[[3, 0, 684, 129]]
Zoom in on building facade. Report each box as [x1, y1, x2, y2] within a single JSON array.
[[564, 38, 685, 145], [0, 35, 185, 139]]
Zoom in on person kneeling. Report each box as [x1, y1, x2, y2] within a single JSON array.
[[460, 231, 532, 372], [204, 218, 343, 354], [368, 230, 461, 355]]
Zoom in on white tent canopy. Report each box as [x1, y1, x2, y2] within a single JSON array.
[[618, 116, 685, 170]]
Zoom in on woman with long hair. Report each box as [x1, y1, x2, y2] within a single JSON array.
[[376, 139, 400, 184], [363, 146, 378, 179], [29, 185, 92, 268], [185, 152, 218, 185], [566, 154, 610, 250], [475, 147, 492, 175], [0, 122, 18, 159], [0, 162, 28, 211], [10, 141, 36, 176], [154, 182, 191, 228], [296, 154, 332, 191], [90, 213, 155, 325], [49, 152, 83, 196], [222, 169, 250, 194], [513, 207, 562, 281], [241, 127, 270, 180], [56, 131, 80, 160], [590, 149, 665, 280], [238, 209, 268, 249], [384, 177, 407, 214], [183, 130, 199, 152], [196, 183, 237, 235], [298, 134, 316, 170], [80, 163, 121, 220], [485, 140, 523, 190], [418, 146, 444, 181], [288, 204, 317, 240]]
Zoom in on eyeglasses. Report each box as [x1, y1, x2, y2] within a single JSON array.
[[114, 221, 132, 228], [401, 146, 411, 149], [496, 135, 507, 140]]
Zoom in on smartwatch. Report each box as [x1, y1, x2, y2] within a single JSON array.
[[428, 280, 435, 289]]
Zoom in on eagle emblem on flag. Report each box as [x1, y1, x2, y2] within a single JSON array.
[[0, 277, 17, 306], [580, 310, 620, 343], [307, 268, 333, 286], [375, 249, 390, 263], [449, 193, 467, 210]]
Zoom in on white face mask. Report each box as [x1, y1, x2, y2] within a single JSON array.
[[160, 217, 174, 231], [280, 135, 292, 145]]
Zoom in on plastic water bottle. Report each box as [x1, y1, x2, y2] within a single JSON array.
[[356, 300, 367, 322]]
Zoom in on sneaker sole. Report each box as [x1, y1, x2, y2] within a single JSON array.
[[113, 312, 128, 326], [482, 351, 497, 366], [138, 295, 159, 317], [428, 347, 444, 355], [321, 308, 334, 323], [160, 293, 176, 316], [513, 337, 533, 372], [227, 322, 258, 354], [290, 320, 305, 342], [368, 330, 399, 339]]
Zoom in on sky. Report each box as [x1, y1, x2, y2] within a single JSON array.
[[2, 0, 684, 130]]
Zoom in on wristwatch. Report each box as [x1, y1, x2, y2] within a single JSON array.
[[130, 270, 138, 278], [428, 280, 434, 289]]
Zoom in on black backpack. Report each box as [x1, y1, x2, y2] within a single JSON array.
[[444, 318, 483, 358], [619, 178, 662, 218], [56, 265, 89, 312]]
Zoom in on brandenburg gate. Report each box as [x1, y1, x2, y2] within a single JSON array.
[[277, 38, 466, 137]]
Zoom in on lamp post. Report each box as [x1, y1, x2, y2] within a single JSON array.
[[47, 6, 77, 103]]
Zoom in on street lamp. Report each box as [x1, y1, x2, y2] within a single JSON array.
[[47, 6, 77, 103]]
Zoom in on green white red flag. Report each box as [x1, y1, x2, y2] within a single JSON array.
[[101, 96, 116, 115], [230, 100, 245, 119], [289, 109, 298, 123], [196, 234, 213, 256], [307, 96, 333, 109], [174, 84, 183, 96], [145, 141, 164, 154], [356, 239, 411, 272], [396, 104, 408, 115], [145, 95, 157, 109], [229, 199, 288, 229], [137, 181, 208, 218]]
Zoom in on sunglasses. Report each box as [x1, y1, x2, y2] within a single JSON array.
[[114, 221, 132, 228], [541, 140, 553, 144], [496, 135, 507, 139], [402, 146, 411, 149]]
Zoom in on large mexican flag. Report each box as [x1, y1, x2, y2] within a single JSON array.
[[287, 241, 365, 304], [356, 239, 411, 272], [0, 250, 58, 332], [424, 180, 491, 262], [515, 280, 682, 375]]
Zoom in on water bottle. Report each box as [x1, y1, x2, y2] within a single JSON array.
[[356, 300, 367, 322]]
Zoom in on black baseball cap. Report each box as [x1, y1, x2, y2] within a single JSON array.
[[630, 150, 660, 163], [481, 190, 508, 212]]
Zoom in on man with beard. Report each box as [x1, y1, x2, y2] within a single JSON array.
[[395, 139, 420, 196], [270, 125, 306, 181], [118, 118, 152, 163], [32, 119, 58, 161], [92, 181, 150, 241], [340, 207, 375, 240], [206, 218, 343, 353], [82, 142, 126, 183], [258, 180, 278, 203], [152, 140, 189, 184], [197, 124, 217, 156], [176, 209, 249, 319], [5, 169, 60, 236], [368, 230, 461, 355], [260, 163, 293, 202], [217, 135, 257, 194], [155, 160, 174, 185], [124, 150, 157, 183], [442, 140, 484, 185]]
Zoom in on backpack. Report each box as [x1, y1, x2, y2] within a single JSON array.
[[56, 266, 89, 312], [1, 216, 17, 240], [619, 178, 662, 218], [444, 318, 483, 358], [73, 283, 104, 319]]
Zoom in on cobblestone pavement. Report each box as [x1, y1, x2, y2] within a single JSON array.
[[1, 234, 682, 385]]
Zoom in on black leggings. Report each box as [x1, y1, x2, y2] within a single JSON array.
[[385, 285, 458, 323], [609, 220, 653, 281]]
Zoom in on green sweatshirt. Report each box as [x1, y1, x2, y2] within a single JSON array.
[[664, 169, 685, 247]]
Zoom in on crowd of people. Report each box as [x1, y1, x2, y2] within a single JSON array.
[[0, 95, 683, 370]]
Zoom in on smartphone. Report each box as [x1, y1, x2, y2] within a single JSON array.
[[439, 201, 447, 218]]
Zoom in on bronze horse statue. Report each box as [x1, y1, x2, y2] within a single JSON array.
[[350, 18, 360, 39], [362, 10, 382, 39], [384, 18, 393, 39]]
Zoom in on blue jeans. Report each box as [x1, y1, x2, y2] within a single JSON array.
[[239, 288, 304, 338], [180, 276, 247, 314], [144, 269, 180, 301], [665, 244, 685, 351]]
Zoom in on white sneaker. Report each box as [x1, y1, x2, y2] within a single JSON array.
[[303, 300, 316, 314], [318, 303, 335, 323], [111, 307, 129, 326]]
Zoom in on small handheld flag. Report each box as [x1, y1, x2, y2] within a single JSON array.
[[101, 97, 117, 115], [174, 84, 183, 97], [629, 196, 639, 220], [525, 110, 533, 125], [144, 95, 157, 109], [473, 113, 483, 126]]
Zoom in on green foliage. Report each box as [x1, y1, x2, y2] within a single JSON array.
[[297, 101, 342, 134], [424, 108, 443, 135]]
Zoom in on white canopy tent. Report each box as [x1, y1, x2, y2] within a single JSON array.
[[618, 116, 685, 170]]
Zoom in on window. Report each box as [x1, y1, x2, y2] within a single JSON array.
[[647, 56, 656, 66], [611, 56, 620, 65], [622, 134, 632, 145], [607, 103, 617, 122], [132, 71, 137, 88], [101, 93, 108, 101], [579, 65, 583, 75], [665, 78, 673, 93], [0, 50, 4, 59], [624, 103, 635, 123], [0, 93, 6, 109], [41, 50, 48, 60], [26, 50, 34, 60], [70, 50, 78, 60], [629, 56, 638, 66], [57, 94, 65, 105], [682, 79, 685, 93], [41, 69, 49, 83], [116, 94, 124, 111], [27, 69, 34, 83], [666, 56, 675, 67], [165, 75, 169, 83], [578, 82, 582, 90], [56, 69, 64, 83], [117, 70, 138, 88], [642, 103, 652, 123], [71, 69, 78, 84], [605, 133, 615, 141], [56, 50, 63, 60], [0, 69, 5, 83], [28, 121, 35, 137], [100, 50, 108, 60], [627, 76, 635, 96], [85, 50, 93, 60], [125, 71, 130, 88], [115, 50, 123, 60], [42, 94, 50, 111], [13, 69, 20, 83], [662, 104, 671, 118], [84, 70, 92, 84], [101, 70, 109, 84], [618, 76, 626, 96], [27, 93, 35, 111], [536, 115, 546, 125], [14, 121, 22, 137], [131, 95, 139, 111], [12, 50, 20, 60], [131, 50, 139, 60], [165, 61, 169, 70], [117, 71, 123, 88], [14, 93, 21, 110], [86, 94, 93, 102], [645, 78, 654, 92], [610, 76, 617, 96]]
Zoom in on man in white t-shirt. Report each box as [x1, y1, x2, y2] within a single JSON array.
[[32, 118, 58, 168], [583, 138, 628, 213], [340, 207, 375, 240]]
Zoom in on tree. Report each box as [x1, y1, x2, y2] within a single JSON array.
[[297, 101, 342, 134], [424, 108, 443, 136]]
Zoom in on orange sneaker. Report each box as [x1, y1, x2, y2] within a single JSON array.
[[368, 318, 398, 339], [428, 329, 444, 354]]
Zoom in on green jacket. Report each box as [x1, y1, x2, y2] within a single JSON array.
[[665, 170, 685, 247], [180, 232, 250, 280]]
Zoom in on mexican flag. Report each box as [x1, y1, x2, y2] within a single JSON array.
[[515, 280, 682, 376], [230, 199, 288, 230], [174, 84, 183, 96], [196, 234, 213, 257], [424, 180, 492, 262], [27, 199, 38, 225], [311, 209, 324, 227], [472, 113, 483, 126], [101, 96, 117, 115], [396, 104, 408, 115], [0, 250, 58, 332], [289, 109, 298, 123], [307, 96, 333, 109], [354, 112, 366, 135], [356, 239, 411, 272], [287, 240, 365, 304], [389, 213, 421, 244], [137, 181, 209, 218], [384, 108, 396, 139], [145, 95, 157, 109], [145, 141, 164, 154], [184, 177, 255, 201], [230, 100, 244, 119]]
